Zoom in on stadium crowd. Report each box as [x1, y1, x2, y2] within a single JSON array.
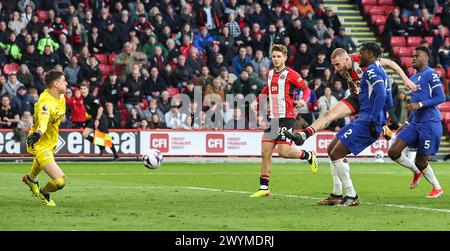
[[0, 0, 449, 134]]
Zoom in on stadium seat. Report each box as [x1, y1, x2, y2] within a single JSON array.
[[392, 46, 401, 56], [94, 54, 108, 64], [36, 10, 49, 22], [384, 6, 394, 15], [397, 46, 415, 57], [98, 64, 113, 75], [101, 74, 109, 83], [390, 36, 406, 46], [371, 15, 387, 26], [431, 16, 441, 26], [3, 63, 19, 75], [407, 67, 416, 77], [434, 67, 446, 78], [368, 6, 385, 15], [437, 6, 443, 14], [438, 102, 450, 112], [377, 24, 385, 34], [362, 0, 377, 5], [433, 27, 449, 36], [424, 36, 434, 45], [406, 36, 422, 46], [399, 57, 413, 68], [443, 112, 450, 124], [108, 53, 117, 64], [166, 87, 179, 97], [114, 65, 122, 76], [378, 0, 394, 5]]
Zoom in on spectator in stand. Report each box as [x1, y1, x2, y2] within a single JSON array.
[[158, 90, 172, 115], [0, 32, 22, 61], [143, 99, 165, 123], [432, 25, 449, 61], [66, 87, 86, 128], [404, 16, 422, 37], [48, 16, 68, 41], [17, 110, 33, 136], [125, 107, 141, 129], [78, 55, 102, 93], [98, 72, 121, 109], [21, 5, 33, 25], [332, 79, 346, 101], [312, 76, 326, 99], [143, 67, 167, 101], [102, 19, 122, 54], [21, 44, 39, 73], [437, 37, 450, 70], [64, 55, 80, 88], [123, 68, 144, 116], [390, 91, 409, 130], [322, 68, 334, 88], [11, 85, 35, 116], [2, 73, 24, 98], [418, 8, 436, 37], [164, 5, 181, 33], [235, 26, 253, 48], [384, 7, 406, 49], [443, 0, 450, 28], [251, 49, 271, 78], [166, 38, 180, 64], [321, 34, 336, 62], [114, 42, 148, 82], [187, 47, 206, 77], [225, 107, 248, 129], [39, 45, 60, 71], [215, 66, 237, 91], [231, 46, 252, 76], [217, 26, 235, 65], [173, 54, 194, 90], [310, 51, 333, 79], [317, 86, 338, 119], [322, 7, 341, 34], [333, 27, 357, 52], [193, 26, 216, 54], [231, 70, 262, 97], [196, 0, 222, 34], [226, 12, 241, 39], [204, 78, 225, 106], [16, 64, 34, 90], [165, 101, 186, 129], [37, 26, 59, 55], [308, 35, 322, 56], [8, 11, 27, 35], [149, 113, 167, 129], [314, 19, 329, 45], [104, 102, 121, 129], [31, 66, 46, 94], [0, 95, 20, 129], [398, 0, 422, 17], [297, 0, 315, 18], [58, 44, 73, 68], [139, 119, 150, 130], [294, 43, 314, 72], [262, 24, 284, 57], [67, 16, 87, 53], [195, 66, 214, 91], [142, 34, 168, 60], [210, 53, 227, 78]]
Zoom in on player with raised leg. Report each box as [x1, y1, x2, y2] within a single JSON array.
[[388, 46, 445, 198], [250, 44, 318, 198], [22, 71, 68, 206], [319, 42, 391, 206], [282, 48, 416, 146]]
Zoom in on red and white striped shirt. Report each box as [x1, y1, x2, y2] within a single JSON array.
[[341, 53, 366, 94], [258, 67, 310, 119]]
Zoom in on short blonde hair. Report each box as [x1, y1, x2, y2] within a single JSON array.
[[272, 44, 288, 56]]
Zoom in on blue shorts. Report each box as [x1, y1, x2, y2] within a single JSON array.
[[396, 121, 442, 155], [336, 120, 382, 155]]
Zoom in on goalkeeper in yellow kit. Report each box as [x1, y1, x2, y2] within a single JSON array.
[[22, 71, 68, 206]]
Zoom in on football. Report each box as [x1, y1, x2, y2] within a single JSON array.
[[143, 149, 163, 169]]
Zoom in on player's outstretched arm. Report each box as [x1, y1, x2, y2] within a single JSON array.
[[379, 58, 417, 91]]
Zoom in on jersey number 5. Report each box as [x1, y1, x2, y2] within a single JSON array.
[[424, 140, 430, 149]]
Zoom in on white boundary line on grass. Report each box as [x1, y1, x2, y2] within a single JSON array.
[[5, 184, 449, 213]]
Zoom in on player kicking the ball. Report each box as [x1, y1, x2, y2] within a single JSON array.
[[250, 44, 318, 198], [282, 47, 417, 146], [388, 46, 444, 198], [22, 71, 68, 206], [318, 42, 392, 206]]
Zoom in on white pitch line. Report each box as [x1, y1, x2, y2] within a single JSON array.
[[4, 185, 449, 213]]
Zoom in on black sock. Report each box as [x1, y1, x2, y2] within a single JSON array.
[[86, 135, 94, 143], [259, 175, 269, 190], [300, 151, 311, 161], [111, 145, 117, 155]]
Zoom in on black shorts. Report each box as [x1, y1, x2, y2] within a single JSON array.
[[262, 118, 295, 145], [342, 93, 360, 115], [86, 116, 109, 133]]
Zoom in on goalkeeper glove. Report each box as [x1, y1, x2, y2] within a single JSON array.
[[27, 130, 42, 148]]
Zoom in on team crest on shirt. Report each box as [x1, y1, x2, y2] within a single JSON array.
[[356, 68, 363, 75], [280, 75, 285, 80], [44, 151, 50, 157], [42, 105, 48, 111]]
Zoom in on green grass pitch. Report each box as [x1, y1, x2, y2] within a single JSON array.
[[0, 161, 449, 230]]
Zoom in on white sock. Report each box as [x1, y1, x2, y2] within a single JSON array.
[[422, 165, 442, 190], [330, 161, 342, 196], [395, 154, 420, 174], [334, 158, 357, 197]]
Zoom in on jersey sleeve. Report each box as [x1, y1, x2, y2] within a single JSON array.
[[34, 101, 51, 133], [422, 70, 445, 108], [366, 68, 388, 122]]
